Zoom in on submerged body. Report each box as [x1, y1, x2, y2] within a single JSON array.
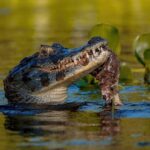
[[4, 37, 122, 105]]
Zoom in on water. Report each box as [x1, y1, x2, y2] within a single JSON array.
[[0, 0, 150, 150], [0, 85, 150, 150]]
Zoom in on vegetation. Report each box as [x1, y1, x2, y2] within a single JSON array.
[[134, 33, 150, 84]]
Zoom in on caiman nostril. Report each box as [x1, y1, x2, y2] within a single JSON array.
[[95, 48, 100, 52]]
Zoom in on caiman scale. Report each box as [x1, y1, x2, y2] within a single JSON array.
[[4, 37, 122, 105]]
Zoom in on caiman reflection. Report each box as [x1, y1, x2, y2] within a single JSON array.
[[4, 105, 121, 147]]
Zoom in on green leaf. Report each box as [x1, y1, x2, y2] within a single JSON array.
[[144, 49, 150, 83], [144, 68, 150, 84], [75, 74, 98, 88], [133, 33, 150, 66], [75, 79, 88, 88], [89, 24, 121, 55], [144, 49, 150, 68], [83, 74, 98, 84], [120, 62, 133, 82]]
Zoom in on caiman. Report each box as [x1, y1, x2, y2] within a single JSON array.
[[3, 37, 122, 105]]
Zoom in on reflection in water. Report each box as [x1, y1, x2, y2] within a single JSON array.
[[4, 105, 120, 149], [5, 111, 69, 136], [99, 107, 120, 137]]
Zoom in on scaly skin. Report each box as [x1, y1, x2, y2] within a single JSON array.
[[3, 37, 122, 105]]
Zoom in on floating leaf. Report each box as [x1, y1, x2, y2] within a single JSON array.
[[75, 79, 88, 88], [75, 74, 98, 88], [134, 33, 150, 66], [83, 74, 98, 84], [144, 49, 150, 83], [89, 24, 121, 55], [134, 34, 150, 84], [144, 48, 150, 68], [120, 62, 133, 82], [144, 68, 150, 84]]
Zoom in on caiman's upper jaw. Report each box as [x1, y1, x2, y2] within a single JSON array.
[[72, 37, 108, 64], [39, 37, 108, 73]]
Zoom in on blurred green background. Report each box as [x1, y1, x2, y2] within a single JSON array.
[[0, 0, 150, 80]]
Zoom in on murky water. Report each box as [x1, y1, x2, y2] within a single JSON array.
[[0, 0, 150, 150]]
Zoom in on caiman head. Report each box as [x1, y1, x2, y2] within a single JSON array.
[[4, 37, 111, 104]]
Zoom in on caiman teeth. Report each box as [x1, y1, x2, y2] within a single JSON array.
[[78, 58, 81, 61], [85, 53, 90, 59], [67, 58, 72, 63], [98, 47, 101, 51], [73, 57, 78, 65], [88, 49, 93, 55], [51, 66, 57, 70], [92, 49, 97, 57], [58, 64, 61, 69]]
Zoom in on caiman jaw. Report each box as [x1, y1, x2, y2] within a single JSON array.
[[38, 40, 110, 90], [40, 39, 108, 74], [32, 38, 110, 103]]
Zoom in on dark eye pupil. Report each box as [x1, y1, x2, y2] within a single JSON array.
[[95, 48, 99, 52]]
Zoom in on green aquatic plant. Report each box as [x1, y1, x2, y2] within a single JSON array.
[[134, 33, 150, 84], [144, 49, 150, 83], [120, 62, 133, 82], [75, 74, 99, 89]]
